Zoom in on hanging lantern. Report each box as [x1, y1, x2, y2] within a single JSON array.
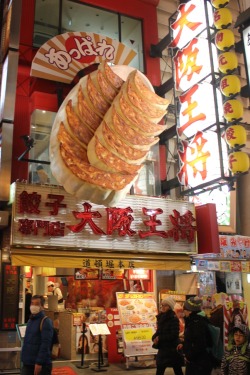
[[218, 52, 238, 74], [223, 99, 243, 121], [215, 29, 235, 51], [229, 152, 249, 174], [213, 8, 233, 29], [225, 125, 247, 148], [211, 0, 230, 9], [220, 75, 241, 97]]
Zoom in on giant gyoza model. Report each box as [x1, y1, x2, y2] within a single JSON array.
[[50, 61, 169, 206]]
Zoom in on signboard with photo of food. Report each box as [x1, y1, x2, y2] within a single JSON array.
[[116, 292, 158, 357]]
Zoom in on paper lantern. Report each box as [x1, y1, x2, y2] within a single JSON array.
[[211, 0, 230, 8], [220, 75, 241, 97], [218, 52, 238, 74], [225, 125, 247, 148], [215, 29, 235, 51], [223, 99, 243, 121], [213, 8, 233, 29], [229, 152, 249, 174]]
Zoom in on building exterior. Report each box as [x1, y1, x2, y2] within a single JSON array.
[[0, 0, 250, 369]]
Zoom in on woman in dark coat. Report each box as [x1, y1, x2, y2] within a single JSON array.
[[152, 297, 184, 375], [179, 297, 213, 375]]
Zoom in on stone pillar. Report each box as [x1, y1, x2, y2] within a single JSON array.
[[237, 171, 250, 236]]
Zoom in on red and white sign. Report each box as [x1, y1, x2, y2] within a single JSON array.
[[31, 32, 136, 83], [177, 131, 228, 187], [128, 269, 150, 280], [11, 182, 197, 254], [174, 38, 218, 92], [169, 0, 213, 50], [177, 83, 223, 139]]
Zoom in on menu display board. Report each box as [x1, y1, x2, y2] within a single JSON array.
[[116, 292, 158, 357], [0, 264, 19, 330]]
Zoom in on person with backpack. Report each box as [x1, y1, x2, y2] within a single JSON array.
[[177, 296, 213, 375], [221, 323, 250, 375], [21, 295, 54, 375]]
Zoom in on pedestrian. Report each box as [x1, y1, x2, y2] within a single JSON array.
[[221, 323, 250, 375], [178, 296, 213, 375], [152, 296, 184, 375], [24, 288, 32, 323], [47, 281, 64, 304], [21, 294, 54, 375]]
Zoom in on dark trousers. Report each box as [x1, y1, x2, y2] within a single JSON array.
[[21, 364, 52, 375], [185, 361, 212, 375], [156, 363, 184, 375]]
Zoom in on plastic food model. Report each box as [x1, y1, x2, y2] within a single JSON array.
[[50, 61, 169, 206]]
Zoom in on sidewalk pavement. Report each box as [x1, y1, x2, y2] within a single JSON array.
[[52, 360, 184, 375]]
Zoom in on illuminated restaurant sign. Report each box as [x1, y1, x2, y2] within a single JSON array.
[[168, 0, 237, 192], [177, 82, 223, 138], [11, 183, 196, 254], [177, 130, 228, 187], [173, 38, 218, 92], [169, 0, 213, 50]]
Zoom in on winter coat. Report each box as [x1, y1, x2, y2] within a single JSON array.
[[21, 310, 53, 366], [152, 309, 183, 367], [183, 312, 212, 368], [221, 329, 250, 375]]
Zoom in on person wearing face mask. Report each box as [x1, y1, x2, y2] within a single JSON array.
[[21, 295, 54, 375]]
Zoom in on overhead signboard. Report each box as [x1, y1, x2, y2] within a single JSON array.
[[10, 182, 197, 255]]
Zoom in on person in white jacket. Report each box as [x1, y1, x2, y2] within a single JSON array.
[[47, 281, 63, 304]]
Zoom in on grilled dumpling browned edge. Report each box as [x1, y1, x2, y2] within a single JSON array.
[[77, 86, 102, 132], [57, 122, 137, 191], [99, 60, 124, 90], [87, 135, 143, 174], [104, 106, 159, 150], [117, 93, 168, 136], [95, 121, 148, 164], [65, 100, 94, 149]]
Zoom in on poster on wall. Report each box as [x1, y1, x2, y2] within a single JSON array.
[[225, 272, 242, 294], [74, 268, 100, 280], [198, 271, 216, 296], [116, 292, 158, 358]]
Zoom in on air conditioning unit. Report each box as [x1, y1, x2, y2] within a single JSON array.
[[0, 211, 9, 228]]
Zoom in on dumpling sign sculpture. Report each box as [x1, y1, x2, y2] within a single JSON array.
[[50, 61, 169, 206]]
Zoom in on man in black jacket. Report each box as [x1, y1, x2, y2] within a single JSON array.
[[152, 296, 184, 375], [21, 295, 53, 375], [178, 297, 213, 375]]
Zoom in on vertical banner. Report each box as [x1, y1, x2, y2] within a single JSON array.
[[0, 264, 20, 330], [116, 292, 158, 357]]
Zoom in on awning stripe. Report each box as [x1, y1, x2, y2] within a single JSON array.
[[10, 249, 191, 270]]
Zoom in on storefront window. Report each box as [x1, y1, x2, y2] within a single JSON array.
[[33, 0, 144, 71], [33, 0, 60, 47], [29, 109, 57, 184]]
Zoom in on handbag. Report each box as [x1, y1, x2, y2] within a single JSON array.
[[51, 343, 60, 359]]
